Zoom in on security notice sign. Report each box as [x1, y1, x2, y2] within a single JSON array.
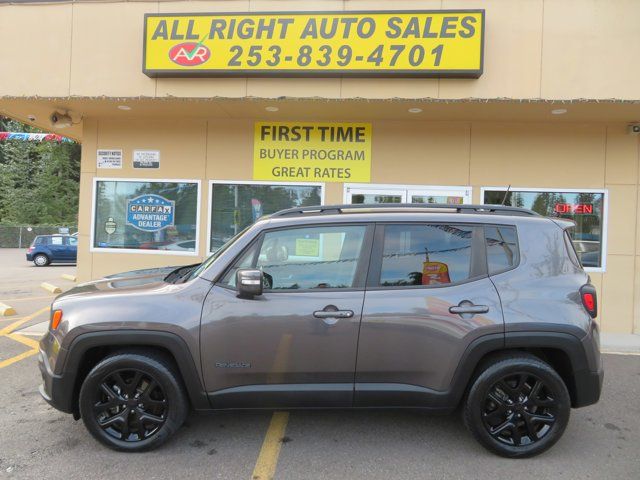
[[143, 10, 484, 77], [97, 149, 123, 169], [254, 122, 371, 183]]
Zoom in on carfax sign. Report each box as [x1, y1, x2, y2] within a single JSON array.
[[254, 122, 371, 183], [126, 194, 175, 232], [143, 10, 484, 77]]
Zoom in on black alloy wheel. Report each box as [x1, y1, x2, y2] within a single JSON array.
[[79, 351, 188, 452], [481, 373, 558, 447], [464, 354, 570, 458], [94, 369, 167, 442]]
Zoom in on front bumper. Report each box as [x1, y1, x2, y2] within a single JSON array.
[[38, 348, 74, 414]]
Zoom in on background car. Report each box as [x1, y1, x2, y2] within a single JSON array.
[[159, 240, 196, 251], [26, 234, 77, 266]]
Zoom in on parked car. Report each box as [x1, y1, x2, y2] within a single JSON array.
[[38, 204, 602, 457], [26, 234, 77, 266], [159, 240, 196, 251]]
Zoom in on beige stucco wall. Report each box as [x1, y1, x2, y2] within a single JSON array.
[[1, 1, 639, 335], [76, 117, 640, 335], [1, 0, 640, 101]]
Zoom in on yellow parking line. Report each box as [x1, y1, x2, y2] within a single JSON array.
[[7, 332, 40, 350], [251, 412, 290, 480], [0, 306, 49, 370], [0, 295, 54, 303], [0, 349, 38, 369], [0, 306, 50, 336], [267, 334, 293, 384]]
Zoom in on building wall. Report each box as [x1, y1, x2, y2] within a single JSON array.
[[77, 118, 640, 334], [1, 0, 640, 101]]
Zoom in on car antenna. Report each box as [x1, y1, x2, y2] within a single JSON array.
[[500, 185, 512, 205]]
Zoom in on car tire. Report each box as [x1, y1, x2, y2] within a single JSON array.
[[33, 253, 49, 267], [463, 353, 570, 458], [78, 350, 188, 452]]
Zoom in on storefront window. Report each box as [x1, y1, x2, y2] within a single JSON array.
[[210, 182, 322, 252], [93, 179, 199, 254], [483, 188, 606, 269], [345, 184, 472, 205]]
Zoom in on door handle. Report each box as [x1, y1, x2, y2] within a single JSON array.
[[313, 310, 354, 319], [449, 304, 489, 315]]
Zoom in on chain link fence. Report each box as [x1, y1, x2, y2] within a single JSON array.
[[0, 225, 78, 248]]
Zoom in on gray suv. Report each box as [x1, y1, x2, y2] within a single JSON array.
[[38, 204, 603, 458]]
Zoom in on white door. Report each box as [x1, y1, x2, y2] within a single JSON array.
[[344, 184, 472, 205], [345, 187, 406, 204]]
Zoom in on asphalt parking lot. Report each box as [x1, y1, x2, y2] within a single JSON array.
[[0, 248, 639, 479]]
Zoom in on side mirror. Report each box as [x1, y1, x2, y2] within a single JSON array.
[[236, 269, 263, 298]]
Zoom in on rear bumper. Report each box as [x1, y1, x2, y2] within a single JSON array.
[[573, 367, 604, 408], [26, 253, 33, 261]]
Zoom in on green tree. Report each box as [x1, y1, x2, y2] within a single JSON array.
[[0, 117, 80, 225]]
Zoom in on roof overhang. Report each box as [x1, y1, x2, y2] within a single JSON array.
[[1, 96, 639, 144]]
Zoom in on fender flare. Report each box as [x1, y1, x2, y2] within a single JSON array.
[[448, 330, 595, 408], [60, 330, 209, 412]]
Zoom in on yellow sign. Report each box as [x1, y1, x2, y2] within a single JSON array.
[[143, 11, 484, 77], [253, 122, 371, 183], [295, 238, 320, 257]]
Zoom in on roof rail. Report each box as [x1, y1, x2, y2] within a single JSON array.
[[270, 203, 539, 218]]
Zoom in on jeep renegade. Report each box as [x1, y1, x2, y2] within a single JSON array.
[[38, 204, 603, 457]]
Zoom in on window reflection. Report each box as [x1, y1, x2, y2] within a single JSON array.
[[210, 183, 322, 252], [94, 180, 198, 252], [484, 190, 604, 268]]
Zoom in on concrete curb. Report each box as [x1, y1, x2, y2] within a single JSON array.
[[40, 282, 62, 294], [601, 333, 640, 354], [61, 274, 76, 282], [0, 302, 16, 316]]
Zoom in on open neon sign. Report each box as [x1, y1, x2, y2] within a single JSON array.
[[554, 203, 594, 214]]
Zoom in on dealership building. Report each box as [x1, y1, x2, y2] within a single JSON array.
[[0, 0, 639, 338]]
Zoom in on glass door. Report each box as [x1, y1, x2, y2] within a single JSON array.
[[346, 187, 405, 204], [344, 185, 471, 205], [408, 187, 471, 205]]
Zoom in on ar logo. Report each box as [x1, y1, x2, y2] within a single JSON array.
[[169, 41, 211, 66]]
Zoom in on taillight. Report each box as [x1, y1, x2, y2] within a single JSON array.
[[580, 285, 597, 318], [27, 246, 34, 253], [50, 309, 63, 330]]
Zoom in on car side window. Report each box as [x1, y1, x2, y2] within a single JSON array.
[[485, 226, 519, 274], [67, 236, 78, 246], [378, 224, 475, 287], [221, 225, 367, 290], [51, 236, 63, 245]]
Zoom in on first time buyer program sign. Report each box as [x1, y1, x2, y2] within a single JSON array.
[[254, 123, 372, 183], [143, 11, 484, 77]]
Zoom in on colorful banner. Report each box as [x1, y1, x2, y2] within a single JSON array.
[[0, 132, 74, 143], [254, 122, 372, 183], [143, 10, 484, 78]]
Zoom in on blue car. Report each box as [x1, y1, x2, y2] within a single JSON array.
[[26, 234, 77, 266]]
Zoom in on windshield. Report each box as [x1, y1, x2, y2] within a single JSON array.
[[184, 226, 252, 281]]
